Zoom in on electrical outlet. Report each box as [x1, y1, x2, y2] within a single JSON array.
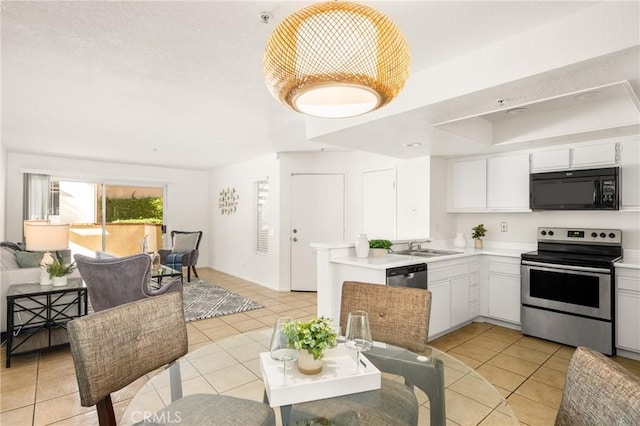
[[500, 222, 508, 232]]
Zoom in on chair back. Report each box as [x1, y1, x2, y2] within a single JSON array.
[[68, 292, 188, 415], [171, 230, 203, 252], [555, 346, 640, 425], [340, 282, 431, 353], [75, 253, 151, 312]]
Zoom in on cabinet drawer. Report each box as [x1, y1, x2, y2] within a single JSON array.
[[618, 276, 640, 292], [488, 261, 521, 276], [470, 284, 480, 302], [469, 262, 480, 273], [470, 272, 480, 286]]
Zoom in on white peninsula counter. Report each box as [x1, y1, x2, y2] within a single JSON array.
[[312, 241, 533, 339]]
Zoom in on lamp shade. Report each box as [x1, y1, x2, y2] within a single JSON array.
[[263, 1, 410, 119], [24, 221, 69, 251]]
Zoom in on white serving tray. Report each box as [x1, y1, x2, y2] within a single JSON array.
[[260, 343, 381, 407]]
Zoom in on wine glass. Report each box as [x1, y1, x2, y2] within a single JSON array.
[[345, 310, 373, 373], [270, 317, 300, 386]]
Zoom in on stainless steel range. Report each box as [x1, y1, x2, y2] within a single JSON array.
[[521, 227, 622, 355]]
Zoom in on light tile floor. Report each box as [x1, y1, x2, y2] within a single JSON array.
[[1, 267, 639, 425]]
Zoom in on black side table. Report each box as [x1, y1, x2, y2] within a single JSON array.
[[5, 279, 88, 368]]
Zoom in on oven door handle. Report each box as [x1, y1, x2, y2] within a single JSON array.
[[521, 260, 611, 274]]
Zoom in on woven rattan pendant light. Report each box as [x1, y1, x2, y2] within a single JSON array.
[[263, 1, 411, 119]]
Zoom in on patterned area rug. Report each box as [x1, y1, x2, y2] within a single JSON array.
[[182, 279, 263, 322]]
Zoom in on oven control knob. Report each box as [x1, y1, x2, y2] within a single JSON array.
[[541, 230, 547, 236], [591, 232, 598, 238], [548, 231, 554, 236], [600, 232, 606, 238], [609, 233, 616, 239]]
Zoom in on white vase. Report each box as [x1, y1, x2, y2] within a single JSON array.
[[453, 232, 467, 248], [297, 350, 323, 375], [355, 233, 369, 258], [52, 276, 68, 287]]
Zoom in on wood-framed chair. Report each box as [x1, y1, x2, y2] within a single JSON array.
[[158, 230, 203, 282], [67, 292, 275, 426]]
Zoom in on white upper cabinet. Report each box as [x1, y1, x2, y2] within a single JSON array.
[[572, 142, 618, 168], [487, 154, 531, 211], [450, 159, 487, 211], [619, 139, 640, 211], [531, 148, 571, 172]]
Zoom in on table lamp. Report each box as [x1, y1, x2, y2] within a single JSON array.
[[24, 221, 70, 285]]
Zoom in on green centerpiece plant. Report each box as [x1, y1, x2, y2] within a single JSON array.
[[285, 316, 338, 375]]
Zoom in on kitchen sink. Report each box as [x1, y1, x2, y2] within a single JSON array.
[[394, 249, 463, 257]]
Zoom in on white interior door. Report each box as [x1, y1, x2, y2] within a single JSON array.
[[291, 174, 345, 291]]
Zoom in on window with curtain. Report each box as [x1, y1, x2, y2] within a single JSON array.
[[23, 173, 52, 221], [255, 180, 269, 254]]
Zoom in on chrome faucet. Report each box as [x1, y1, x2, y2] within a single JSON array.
[[408, 239, 430, 251]]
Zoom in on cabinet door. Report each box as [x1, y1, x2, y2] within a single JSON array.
[[487, 154, 530, 211], [451, 159, 487, 211], [572, 142, 617, 168], [617, 291, 640, 352], [428, 280, 451, 338], [488, 273, 521, 324], [450, 275, 470, 327], [620, 140, 640, 210], [531, 149, 570, 172]]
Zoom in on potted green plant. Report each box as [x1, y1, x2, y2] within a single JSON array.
[[46, 255, 76, 287], [285, 316, 337, 375], [369, 239, 393, 257], [471, 224, 487, 249]]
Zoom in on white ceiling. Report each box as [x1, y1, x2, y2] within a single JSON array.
[[2, 1, 636, 170]]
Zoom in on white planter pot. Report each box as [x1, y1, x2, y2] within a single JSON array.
[[298, 350, 323, 375], [370, 248, 388, 257], [52, 276, 68, 287]]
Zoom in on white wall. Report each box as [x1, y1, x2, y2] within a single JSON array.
[[5, 153, 209, 261], [454, 211, 640, 250], [0, 145, 6, 242], [429, 156, 456, 241], [209, 154, 280, 289]]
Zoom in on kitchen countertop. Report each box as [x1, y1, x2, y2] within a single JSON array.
[[330, 246, 529, 270]]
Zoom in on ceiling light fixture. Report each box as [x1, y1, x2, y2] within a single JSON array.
[[402, 142, 422, 147], [262, 2, 411, 119]]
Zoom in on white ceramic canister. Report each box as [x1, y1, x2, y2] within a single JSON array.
[[453, 232, 467, 248], [355, 233, 370, 258]]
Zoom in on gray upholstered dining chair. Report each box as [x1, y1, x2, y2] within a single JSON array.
[[289, 281, 437, 426], [67, 292, 275, 426], [555, 346, 640, 426], [158, 230, 203, 282], [74, 253, 182, 312]]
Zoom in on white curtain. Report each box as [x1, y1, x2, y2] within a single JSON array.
[[23, 173, 51, 220]]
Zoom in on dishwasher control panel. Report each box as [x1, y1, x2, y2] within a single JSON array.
[[386, 264, 427, 290]]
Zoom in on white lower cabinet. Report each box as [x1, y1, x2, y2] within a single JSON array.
[[616, 267, 640, 353], [486, 257, 521, 324], [428, 257, 480, 338]]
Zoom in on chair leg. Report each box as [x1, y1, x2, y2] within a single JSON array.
[[187, 266, 191, 282], [96, 395, 116, 426], [192, 266, 198, 278]]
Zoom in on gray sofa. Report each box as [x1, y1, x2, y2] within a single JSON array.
[[1, 244, 80, 333]]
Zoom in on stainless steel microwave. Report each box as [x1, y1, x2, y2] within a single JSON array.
[[530, 167, 619, 210]]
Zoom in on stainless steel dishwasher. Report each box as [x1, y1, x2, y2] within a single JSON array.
[[386, 263, 427, 290]]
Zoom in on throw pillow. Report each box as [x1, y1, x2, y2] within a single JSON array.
[[171, 233, 199, 254], [15, 251, 45, 268], [1, 247, 21, 270]]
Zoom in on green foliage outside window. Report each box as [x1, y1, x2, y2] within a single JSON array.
[[101, 196, 163, 224]]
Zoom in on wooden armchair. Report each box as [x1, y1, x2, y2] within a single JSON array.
[[158, 230, 202, 282]]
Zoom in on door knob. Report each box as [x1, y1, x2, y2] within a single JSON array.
[[293, 237, 298, 242]]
